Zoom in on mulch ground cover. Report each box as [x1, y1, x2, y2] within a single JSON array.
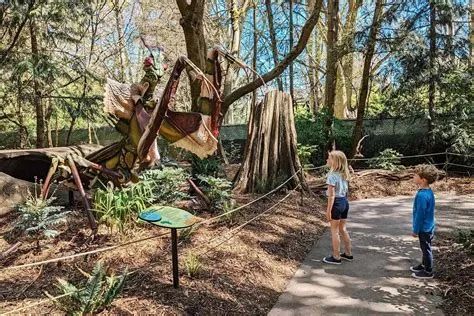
[[0, 166, 472, 314]]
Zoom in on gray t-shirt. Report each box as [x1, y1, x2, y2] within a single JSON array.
[[326, 171, 348, 197]]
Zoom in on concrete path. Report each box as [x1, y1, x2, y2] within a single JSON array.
[[269, 194, 474, 316]]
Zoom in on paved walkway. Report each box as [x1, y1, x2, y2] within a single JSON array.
[[269, 194, 474, 315]]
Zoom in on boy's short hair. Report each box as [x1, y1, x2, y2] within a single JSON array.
[[414, 164, 438, 184]]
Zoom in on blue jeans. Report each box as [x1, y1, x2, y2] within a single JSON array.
[[419, 232, 433, 272]]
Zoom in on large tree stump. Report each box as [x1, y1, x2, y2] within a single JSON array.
[[234, 90, 308, 193]]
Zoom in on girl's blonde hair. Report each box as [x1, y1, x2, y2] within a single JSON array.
[[329, 150, 350, 180]]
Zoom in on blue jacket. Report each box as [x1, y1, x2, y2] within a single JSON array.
[[412, 188, 436, 234]]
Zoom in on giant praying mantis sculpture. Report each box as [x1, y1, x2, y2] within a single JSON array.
[[41, 47, 246, 233]]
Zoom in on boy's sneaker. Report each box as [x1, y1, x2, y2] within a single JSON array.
[[322, 256, 342, 265], [410, 264, 424, 273], [340, 253, 354, 261], [412, 270, 434, 279]]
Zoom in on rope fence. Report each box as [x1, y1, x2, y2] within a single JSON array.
[[1, 183, 303, 315], [1, 169, 304, 273], [1, 151, 472, 313]]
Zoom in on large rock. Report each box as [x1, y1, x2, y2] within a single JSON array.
[[0, 172, 70, 217]]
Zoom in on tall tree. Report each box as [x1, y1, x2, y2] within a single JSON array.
[[428, 0, 437, 137], [324, 0, 339, 149], [289, 0, 295, 104], [264, 0, 284, 90], [29, 17, 46, 148], [222, 0, 251, 124], [176, 0, 323, 116], [350, 0, 384, 157], [471, 0, 474, 66]]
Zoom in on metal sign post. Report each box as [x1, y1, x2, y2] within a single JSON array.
[[139, 206, 198, 288]]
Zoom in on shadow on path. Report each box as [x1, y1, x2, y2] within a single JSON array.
[[269, 194, 473, 315]]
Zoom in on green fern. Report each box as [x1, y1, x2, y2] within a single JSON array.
[[14, 188, 70, 248], [50, 261, 127, 315]]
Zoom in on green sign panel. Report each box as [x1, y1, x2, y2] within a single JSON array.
[[138, 206, 198, 229]]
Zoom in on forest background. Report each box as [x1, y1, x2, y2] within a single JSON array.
[[0, 0, 472, 163]]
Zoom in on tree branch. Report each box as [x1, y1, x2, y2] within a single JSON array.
[[222, 0, 324, 112], [0, 0, 36, 65]]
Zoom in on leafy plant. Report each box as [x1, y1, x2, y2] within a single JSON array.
[[184, 252, 203, 277], [94, 167, 189, 232], [47, 261, 127, 315], [297, 144, 317, 167], [191, 154, 220, 177], [219, 199, 240, 224], [14, 185, 70, 249], [178, 226, 197, 243], [368, 148, 405, 171], [455, 229, 474, 254], [196, 175, 234, 211]]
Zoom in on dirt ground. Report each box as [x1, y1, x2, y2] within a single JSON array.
[[0, 167, 472, 315], [435, 230, 474, 315]]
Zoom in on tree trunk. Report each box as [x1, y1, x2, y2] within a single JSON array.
[[324, 0, 339, 149], [29, 18, 46, 148], [428, 0, 437, 138], [289, 0, 295, 105], [265, 0, 283, 91], [340, 0, 362, 113], [177, 0, 207, 111], [470, 0, 473, 67], [114, 0, 126, 82], [335, 61, 347, 119], [66, 117, 76, 146], [235, 90, 308, 193], [45, 98, 53, 147], [350, 0, 384, 157], [252, 1, 258, 110], [223, 0, 251, 124], [17, 81, 28, 148], [306, 0, 319, 112]]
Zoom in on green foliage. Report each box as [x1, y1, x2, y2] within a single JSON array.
[[295, 108, 352, 166], [219, 199, 240, 224], [455, 229, 474, 254], [184, 252, 203, 278], [178, 226, 197, 243], [432, 120, 472, 155], [48, 261, 127, 315], [139, 167, 189, 203], [94, 167, 189, 231], [196, 175, 234, 212], [369, 148, 405, 171], [14, 186, 70, 246], [191, 155, 220, 177], [297, 144, 317, 167]]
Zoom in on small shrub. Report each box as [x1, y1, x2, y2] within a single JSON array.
[[297, 144, 317, 167], [184, 252, 203, 277], [196, 175, 235, 211], [178, 226, 196, 243], [47, 261, 127, 315], [140, 167, 189, 203], [456, 229, 474, 254], [14, 186, 70, 249], [94, 167, 189, 232], [191, 155, 220, 177], [369, 148, 405, 171], [219, 199, 240, 224]]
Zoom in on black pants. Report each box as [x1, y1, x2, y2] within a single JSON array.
[[419, 231, 434, 272]]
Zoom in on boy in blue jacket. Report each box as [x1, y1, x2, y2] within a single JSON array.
[[410, 164, 438, 279]]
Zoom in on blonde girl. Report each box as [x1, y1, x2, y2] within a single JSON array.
[[322, 150, 353, 265]]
